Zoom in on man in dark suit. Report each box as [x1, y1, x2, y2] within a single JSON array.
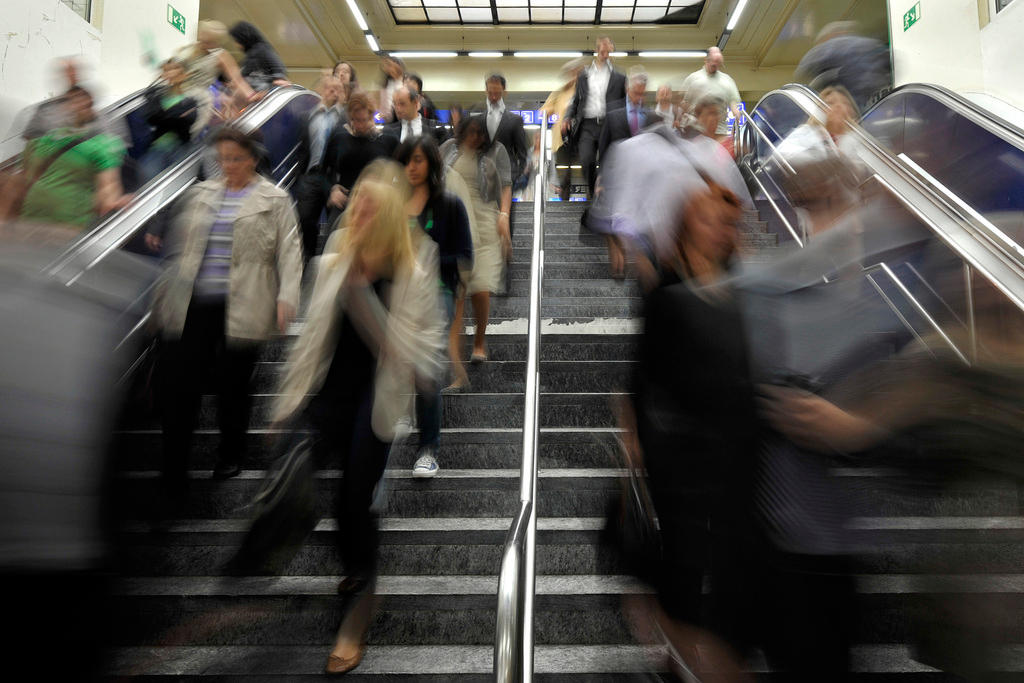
[[483, 73, 529, 190], [293, 75, 345, 261], [383, 85, 449, 145], [404, 73, 437, 121], [598, 67, 655, 162], [562, 35, 627, 198]]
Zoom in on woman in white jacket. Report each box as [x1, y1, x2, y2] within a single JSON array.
[[271, 160, 445, 675]]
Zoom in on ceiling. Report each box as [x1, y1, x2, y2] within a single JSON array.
[[199, 0, 890, 101]]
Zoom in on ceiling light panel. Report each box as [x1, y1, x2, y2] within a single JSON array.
[[385, 0, 705, 24]]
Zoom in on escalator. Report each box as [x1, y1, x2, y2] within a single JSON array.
[[737, 82, 1024, 364]]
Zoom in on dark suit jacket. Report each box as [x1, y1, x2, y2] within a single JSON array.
[[382, 117, 450, 145], [598, 103, 655, 160], [295, 106, 346, 177], [564, 66, 628, 144], [486, 110, 529, 182]]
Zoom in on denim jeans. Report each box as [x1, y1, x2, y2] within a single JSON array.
[[415, 288, 455, 450]]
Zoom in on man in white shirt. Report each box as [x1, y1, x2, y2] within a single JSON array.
[[294, 75, 345, 261], [383, 85, 448, 145], [562, 36, 627, 198], [681, 47, 742, 140]]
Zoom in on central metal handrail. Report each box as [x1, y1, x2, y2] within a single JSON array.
[[494, 113, 548, 682]]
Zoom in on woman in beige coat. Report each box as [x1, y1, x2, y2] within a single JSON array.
[[271, 160, 445, 675], [154, 128, 302, 492]]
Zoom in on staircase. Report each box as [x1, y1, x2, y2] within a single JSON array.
[[105, 194, 1024, 680]]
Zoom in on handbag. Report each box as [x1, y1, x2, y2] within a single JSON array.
[[228, 423, 320, 575], [602, 435, 662, 584]]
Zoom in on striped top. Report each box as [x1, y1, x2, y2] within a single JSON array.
[[193, 186, 252, 301]]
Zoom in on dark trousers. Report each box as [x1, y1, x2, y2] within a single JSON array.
[[576, 117, 604, 199], [160, 300, 259, 497], [294, 170, 329, 261], [414, 289, 454, 450], [308, 388, 390, 580]]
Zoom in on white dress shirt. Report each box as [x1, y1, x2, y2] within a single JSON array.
[[401, 115, 424, 142], [487, 99, 505, 140], [583, 60, 612, 119], [655, 103, 675, 123], [308, 104, 342, 170]]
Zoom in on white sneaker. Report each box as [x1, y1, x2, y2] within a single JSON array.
[[412, 450, 439, 479]]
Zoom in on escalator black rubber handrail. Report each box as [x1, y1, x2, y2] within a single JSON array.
[[744, 85, 1024, 313], [46, 85, 313, 284]]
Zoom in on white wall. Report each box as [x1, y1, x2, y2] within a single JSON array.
[[1, 0, 199, 156], [979, 0, 1024, 111], [889, 0, 1024, 111]]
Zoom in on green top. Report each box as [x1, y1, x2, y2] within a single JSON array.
[[21, 128, 124, 229]]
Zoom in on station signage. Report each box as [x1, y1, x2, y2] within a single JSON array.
[[167, 4, 186, 35], [903, 2, 921, 31]]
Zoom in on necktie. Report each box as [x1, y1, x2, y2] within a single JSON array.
[[403, 120, 411, 142], [488, 107, 499, 139], [629, 107, 639, 136]]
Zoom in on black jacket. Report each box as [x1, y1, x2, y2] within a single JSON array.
[[325, 126, 398, 193], [485, 109, 529, 181], [382, 117, 450, 145], [295, 106, 346, 176], [564, 66, 627, 139], [598, 103, 655, 160], [416, 191, 473, 294], [229, 21, 287, 89], [143, 85, 198, 145]]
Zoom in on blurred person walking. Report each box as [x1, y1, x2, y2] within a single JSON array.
[[440, 115, 512, 366], [324, 92, 398, 227], [174, 20, 255, 132], [541, 58, 586, 200], [681, 48, 742, 143], [378, 56, 406, 123], [1, 86, 130, 229], [270, 160, 445, 674], [228, 21, 289, 93], [403, 73, 437, 121], [597, 66, 654, 278], [396, 135, 473, 477], [483, 73, 530, 193], [796, 21, 891, 110], [383, 85, 449, 145], [139, 58, 198, 182], [153, 128, 301, 501], [562, 36, 627, 199], [334, 60, 359, 103], [653, 83, 679, 127], [294, 75, 346, 261]]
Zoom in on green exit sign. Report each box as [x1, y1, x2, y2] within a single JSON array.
[[167, 4, 186, 35], [903, 2, 921, 31]]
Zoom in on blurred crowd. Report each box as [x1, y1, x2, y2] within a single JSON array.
[[2, 15, 1023, 682]]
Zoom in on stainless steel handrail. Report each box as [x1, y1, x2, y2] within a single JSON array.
[[494, 114, 548, 683], [742, 110, 796, 175], [745, 169, 803, 246]]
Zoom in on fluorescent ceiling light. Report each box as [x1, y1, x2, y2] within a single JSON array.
[[366, 34, 380, 52], [469, 51, 504, 58], [637, 51, 707, 58], [513, 51, 584, 58], [593, 52, 628, 58], [389, 51, 458, 58], [346, 0, 369, 32], [726, 0, 751, 31]]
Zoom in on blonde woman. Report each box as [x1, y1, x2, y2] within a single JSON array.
[[271, 160, 445, 675], [174, 20, 256, 133]]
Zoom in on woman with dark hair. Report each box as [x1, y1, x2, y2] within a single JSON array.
[[394, 135, 473, 476], [228, 21, 289, 92], [333, 60, 359, 101], [378, 55, 405, 123], [153, 127, 302, 494], [439, 114, 511, 366]]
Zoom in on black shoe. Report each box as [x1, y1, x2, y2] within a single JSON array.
[[213, 460, 241, 480]]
